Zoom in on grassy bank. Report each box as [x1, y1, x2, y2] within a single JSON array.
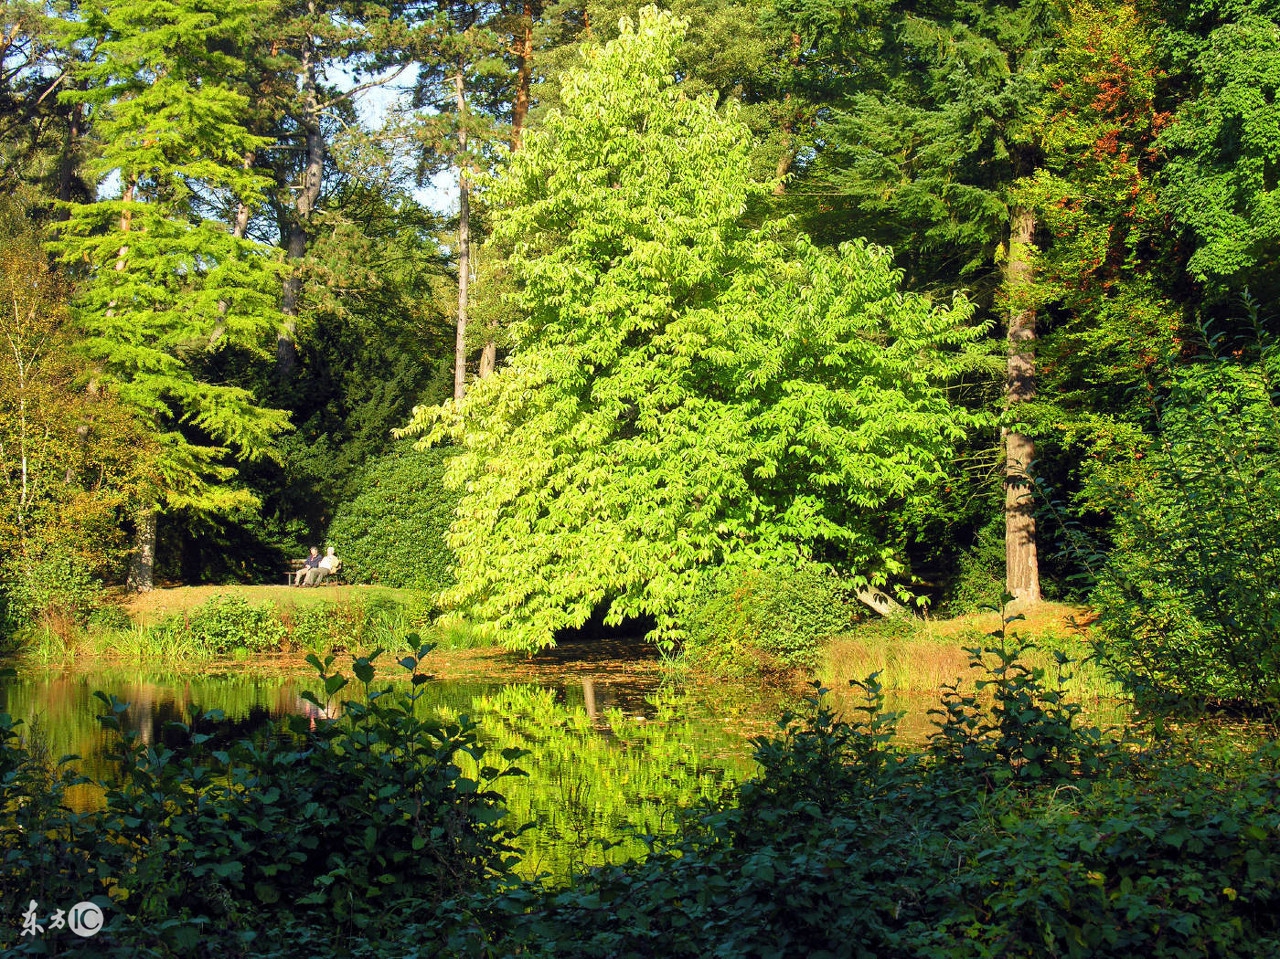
[[118, 584, 432, 626], [14, 585, 497, 666], [820, 602, 1119, 700]]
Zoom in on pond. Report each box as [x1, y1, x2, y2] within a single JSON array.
[[0, 639, 803, 882]]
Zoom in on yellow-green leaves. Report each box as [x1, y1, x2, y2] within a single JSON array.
[[404, 8, 989, 652]]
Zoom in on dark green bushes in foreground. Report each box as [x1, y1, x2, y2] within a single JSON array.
[[3, 636, 1279, 958], [0, 647, 524, 957], [467, 648, 1280, 959]]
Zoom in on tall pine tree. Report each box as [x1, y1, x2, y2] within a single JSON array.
[[54, 0, 290, 589], [774, 0, 1065, 602]]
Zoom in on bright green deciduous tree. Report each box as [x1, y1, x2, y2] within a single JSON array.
[[54, 0, 290, 589], [402, 8, 989, 651]]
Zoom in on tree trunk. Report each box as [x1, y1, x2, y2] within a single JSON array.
[[474, 241, 498, 379], [279, 23, 325, 380], [773, 116, 795, 196], [454, 67, 471, 401], [56, 100, 82, 207], [772, 35, 802, 197], [1004, 205, 1041, 603], [511, 6, 535, 150], [127, 508, 158, 593], [231, 152, 255, 242], [212, 152, 256, 348]]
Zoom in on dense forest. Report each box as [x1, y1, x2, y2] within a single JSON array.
[[3, 0, 1279, 700], [4, 4, 1280, 955]]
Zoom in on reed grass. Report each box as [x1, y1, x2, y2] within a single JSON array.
[[421, 613, 500, 651], [820, 602, 1121, 701]]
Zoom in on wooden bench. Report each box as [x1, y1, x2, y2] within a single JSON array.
[[283, 559, 343, 586]]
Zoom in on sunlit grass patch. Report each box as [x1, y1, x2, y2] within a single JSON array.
[[821, 602, 1119, 701], [118, 583, 434, 627]]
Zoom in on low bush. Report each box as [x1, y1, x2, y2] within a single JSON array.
[[0, 646, 525, 957], [0, 549, 104, 643], [1094, 358, 1280, 706], [155, 594, 288, 655], [684, 564, 852, 673], [285, 596, 430, 655]]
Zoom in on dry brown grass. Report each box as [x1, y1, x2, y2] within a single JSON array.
[[115, 584, 430, 627], [821, 601, 1105, 695]]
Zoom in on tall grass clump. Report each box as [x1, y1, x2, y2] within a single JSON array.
[[822, 603, 1118, 703]]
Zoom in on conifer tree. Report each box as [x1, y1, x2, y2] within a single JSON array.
[[774, 0, 1065, 602], [54, 0, 290, 589]]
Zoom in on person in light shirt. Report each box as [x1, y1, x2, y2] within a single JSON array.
[[304, 546, 341, 585]]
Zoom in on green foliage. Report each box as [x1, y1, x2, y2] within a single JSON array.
[[327, 443, 457, 591], [929, 605, 1109, 788], [1158, 6, 1280, 304], [0, 644, 524, 956], [51, 0, 289, 517], [1094, 352, 1280, 705], [473, 658, 1280, 959], [1012, 1, 1178, 532], [0, 195, 147, 627], [405, 9, 990, 652], [450, 683, 754, 881], [0, 547, 103, 641], [176, 595, 287, 654], [685, 564, 852, 672], [283, 595, 432, 656]]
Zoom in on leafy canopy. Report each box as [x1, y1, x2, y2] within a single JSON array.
[[403, 7, 990, 651]]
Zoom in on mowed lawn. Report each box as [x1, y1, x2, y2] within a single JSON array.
[[119, 584, 433, 627]]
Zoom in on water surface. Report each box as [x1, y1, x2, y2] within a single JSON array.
[[0, 639, 797, 881]]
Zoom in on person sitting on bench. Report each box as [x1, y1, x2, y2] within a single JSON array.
[[304, 547, 341, 585], [293, 546, 321, 586]]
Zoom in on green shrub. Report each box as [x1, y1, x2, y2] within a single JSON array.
[[0, 646, 524, 957], [152, 594, 287, 655], [0, 549, 103, 642], [684, 564, 852, 672], [285, 597, 427, 654], [327, 443, 457, 592], [87, 605, 133, 632], [946, 511, 1007, 614], [1094, 358, 1280, 705], [474, 649, 1280, 959]]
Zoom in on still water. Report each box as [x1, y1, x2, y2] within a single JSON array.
[[0, 641, 800, 881]]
